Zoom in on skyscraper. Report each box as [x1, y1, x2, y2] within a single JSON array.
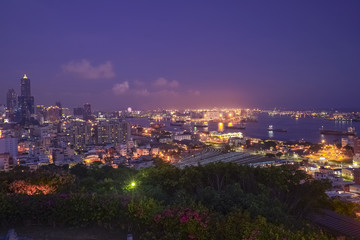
[[20, 74, 31, 97], [6, 89, 17, 111], [83, 103, 92, 121], [18, 74, 35, 122]]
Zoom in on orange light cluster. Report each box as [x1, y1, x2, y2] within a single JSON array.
[[9, 180, 55, 195]]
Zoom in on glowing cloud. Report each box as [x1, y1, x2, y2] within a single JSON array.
[[153, 77, 179, 88], [112, 81, 130, 95], [62, 59, 115, 79]]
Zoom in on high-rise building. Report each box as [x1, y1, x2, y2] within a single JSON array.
[[6, 89, 17, 111], [46, 106, 61, 123], [55, 102, 62, 118], [18, 74, 34, 122], [83, 103, 92, 120], [35, 105, 46, 124], [120, 120, 131, 144], [69, 120, 92, 150], [73, 107, 84, 117], [0, 137, 18, 160], [6, 89, 17, 121], [96, 120, 131, 145], [97, 120, 121, 145], [20, 74, 31, 97]]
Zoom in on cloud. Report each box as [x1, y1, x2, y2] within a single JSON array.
[[153, 77, 179, 88], [111, 77, 181, 98], [135, 89, 150, 96], [188, 89, 200, 96], [112, 82, 129, 95], [134, 80, 145, 87], [153, 89, 178, 97], [62, 59, 115, 79]]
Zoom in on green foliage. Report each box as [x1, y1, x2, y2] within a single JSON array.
[[0, 194, 128, 227], [0, 164, 75, 194], [217, 209, 331, 240], [0, 162, 337, 239], [331, 198, 360, 217]]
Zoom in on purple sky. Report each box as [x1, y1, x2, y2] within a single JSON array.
[[1, 0, 360, 111]]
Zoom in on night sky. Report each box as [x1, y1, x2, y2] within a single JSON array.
[[1, 1, 360, 111]]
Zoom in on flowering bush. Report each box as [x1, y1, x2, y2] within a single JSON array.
[[139, 206, 211, 240], [0, 194, 129, 227], [9, 180, 56, 195]]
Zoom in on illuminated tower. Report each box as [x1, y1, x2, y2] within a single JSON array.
[[20, 74, 31, 97], [18, 74, 35, 122]]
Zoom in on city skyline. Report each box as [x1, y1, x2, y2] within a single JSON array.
[[1, 1, 360, 111]]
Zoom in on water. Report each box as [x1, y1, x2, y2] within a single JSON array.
[[128, 113, 360, 144], [238, 113, 359, 143]]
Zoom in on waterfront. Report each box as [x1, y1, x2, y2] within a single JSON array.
[[129, 113, 360, 144], [236, 113, 360, 143]]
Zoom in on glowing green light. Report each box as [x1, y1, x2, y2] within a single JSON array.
[[131, 181, 136, 187]]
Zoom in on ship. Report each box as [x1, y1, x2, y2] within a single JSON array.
[[267, 125, 287, 132], [320, 127, 356, 136]]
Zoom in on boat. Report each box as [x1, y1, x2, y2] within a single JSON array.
[[267, 125, 287, 132], [320, 127, 356, 136]]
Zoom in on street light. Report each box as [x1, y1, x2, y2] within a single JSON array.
[[128, 181, 137, 240]]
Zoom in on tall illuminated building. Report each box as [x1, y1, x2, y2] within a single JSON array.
[[120, 120, 131, 144], [83, 103, 92, 120], [6, 89, 17, 111], [20, 74, 31, 97], [6, 89, 17, 121], [18, 74, 34, 122]]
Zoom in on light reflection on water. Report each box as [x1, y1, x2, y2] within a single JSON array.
[[218, 122, 224, 132], [268, 131, 274, 138], [128, 113, 360, 143]]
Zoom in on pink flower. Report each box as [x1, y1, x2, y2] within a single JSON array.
[[180, 215, 189, 223], [154, 214, 162, 223], [193, 212, 201, 221], [163, 209, 174, 217], [188, 234, 195, 239]]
